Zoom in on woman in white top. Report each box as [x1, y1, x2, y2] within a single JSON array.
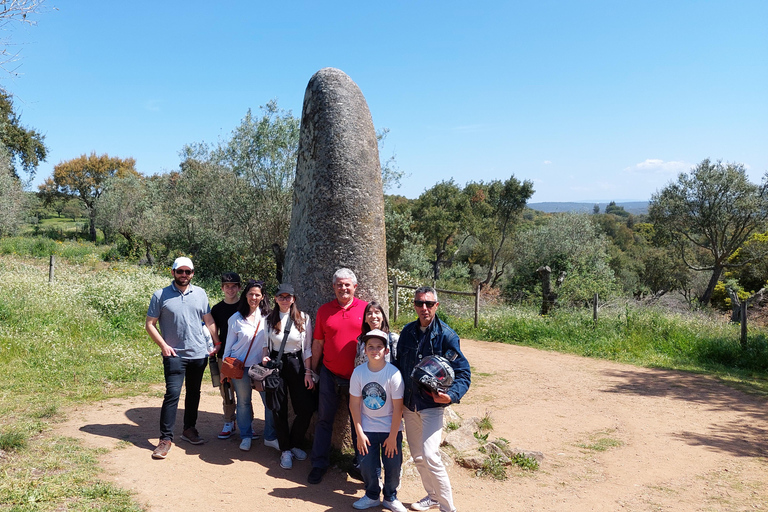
[[261, 283, 315, 469], [224, 280, 270, 451]]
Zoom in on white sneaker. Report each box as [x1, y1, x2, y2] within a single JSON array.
[[353, 496, 382, 510], [264, 438, 280, 451], [290, 447, 307, 460], [384, 499, 408, 512], [280, 450, 294, 469], [218, 422, 235, 439], [239, 438, 251, 451], [410, 496, 439, 511]]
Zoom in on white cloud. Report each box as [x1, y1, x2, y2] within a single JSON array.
[[624, 159, 691, 175], [543, 160, 552, 165]]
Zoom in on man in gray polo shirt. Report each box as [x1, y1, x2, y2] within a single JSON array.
[[146, 257, 219, 459]]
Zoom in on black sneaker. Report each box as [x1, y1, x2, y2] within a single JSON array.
[[307, 466, 327, 484]]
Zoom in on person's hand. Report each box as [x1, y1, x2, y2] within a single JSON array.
[[161, 344, 177, 357], [430, 390, 452, 404], [262, 356, 271, 365], [357, 433, 370, 455], [383, 434, 399, 458], [304, 373, 314, 390], [207, 343, 220, 357]]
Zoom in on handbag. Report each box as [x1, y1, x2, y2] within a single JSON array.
[[248, 363, 275, 392], [261, 315, 293, 412], [220, 319, 261, 381]]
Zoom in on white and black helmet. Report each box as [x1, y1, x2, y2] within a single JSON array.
[[411, 355, 455, 394]]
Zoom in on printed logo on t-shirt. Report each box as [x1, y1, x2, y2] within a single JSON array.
[[362, 382, 387, 410]]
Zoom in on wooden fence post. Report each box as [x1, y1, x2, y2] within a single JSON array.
[[392, 277, 399, 322], [740, 301, 748, 349], [593, 292, 598, 325], [48, 254, 55, 284], [474, 285, 480, 328]]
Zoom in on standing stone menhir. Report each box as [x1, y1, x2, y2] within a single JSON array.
[[284, 67, 388, 318]]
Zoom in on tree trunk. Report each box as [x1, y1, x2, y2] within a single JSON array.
[[272, 243, 285, 283], [88, 210, 97, 242], [699, 265, 724, 305], [726, 287, 741, 322], [538, 266, 566, 315]]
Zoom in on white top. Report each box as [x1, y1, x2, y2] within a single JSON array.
[[350, 362, 404, 433], [223, 310, 265, 367], [265, 311, 312, 361]]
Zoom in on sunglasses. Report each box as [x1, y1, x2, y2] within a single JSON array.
[[276, 295, 294, 301], [414, 300, 437, 308], [174, 269, 193, 275]]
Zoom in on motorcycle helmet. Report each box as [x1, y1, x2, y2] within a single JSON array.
[[411, 355, 455, 394]]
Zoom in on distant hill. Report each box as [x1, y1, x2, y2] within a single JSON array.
[[528, 201, 649, 215]]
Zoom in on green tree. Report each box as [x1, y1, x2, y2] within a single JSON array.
[[95, 174, 169, 262], [604, 201, 629, 217], [0, 146, 25, 235], [648, 159, 768, 305], [464, 176, 534, 288], [45, 153, 140, 241], [413, 179, 471, 281], [0, 90, 47, 179], [508, 213, 617, 304]]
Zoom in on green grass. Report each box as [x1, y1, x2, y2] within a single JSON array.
[[477, 410, 493, 431], [577, 429, 624, 452], [0, 252, 167, 510], [442, 304, 768, 395]]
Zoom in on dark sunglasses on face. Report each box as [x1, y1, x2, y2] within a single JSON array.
[[414, 300, 437, 308], [175, 269, 193, 275]]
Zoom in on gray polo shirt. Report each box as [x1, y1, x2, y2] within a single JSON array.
[[147, 282, 211, 359]]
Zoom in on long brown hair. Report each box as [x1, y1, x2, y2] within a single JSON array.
[[361, 301, 390, 335], [266, 297, 306, 334]]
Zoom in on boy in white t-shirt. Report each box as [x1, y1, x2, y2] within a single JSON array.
[[349, 329, 406, 512]]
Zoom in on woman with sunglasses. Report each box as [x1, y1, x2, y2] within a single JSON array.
[[223, 280, 271, 451], [355, 300, 399, 367], [261, 283, 315, 469]]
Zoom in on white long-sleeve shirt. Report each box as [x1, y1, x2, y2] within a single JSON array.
[[265, 311, 312, 361], [223, 310, 265, 367]]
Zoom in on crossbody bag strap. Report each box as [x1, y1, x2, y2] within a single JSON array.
[[273, 314, 294, 361], [242, 318, 262, 364]]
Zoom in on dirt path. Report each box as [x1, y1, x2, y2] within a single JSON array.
[[56, 340, 768, 511]]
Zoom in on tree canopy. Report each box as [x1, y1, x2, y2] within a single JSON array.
[[0, 90, 47, 179], [45, 153, 139, 241], [648, 159, 768, 305]]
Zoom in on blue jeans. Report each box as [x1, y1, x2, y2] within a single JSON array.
[[259, 391, 277, 441], [231, 371, 254, 439], [310, 364, 358, 468], [360, 431, 403, 501], [160, 356, 207, 441]]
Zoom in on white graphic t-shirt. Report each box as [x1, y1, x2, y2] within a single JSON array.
[[350, 362, 404, 433]]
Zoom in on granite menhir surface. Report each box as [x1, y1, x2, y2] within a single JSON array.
[[284, 67, 388, 319]]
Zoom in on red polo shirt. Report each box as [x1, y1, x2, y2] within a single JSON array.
[[314, 297, 368, 379]]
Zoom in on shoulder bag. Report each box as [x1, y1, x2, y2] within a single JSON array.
[[220, 319, 260, 381]]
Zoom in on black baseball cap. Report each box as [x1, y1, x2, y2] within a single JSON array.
[[221, 272, 241, 284]]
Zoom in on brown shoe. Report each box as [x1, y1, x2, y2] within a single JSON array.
[[181, 427, 204, 445], [152, 439, 172, 459]]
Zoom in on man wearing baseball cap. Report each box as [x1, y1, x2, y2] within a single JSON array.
[[145, 257, 219, 459]]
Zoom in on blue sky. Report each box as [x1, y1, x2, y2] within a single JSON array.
[[4, 1, 767, 202]]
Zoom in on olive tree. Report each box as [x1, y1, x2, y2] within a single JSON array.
[[649, 159, 768, 305]]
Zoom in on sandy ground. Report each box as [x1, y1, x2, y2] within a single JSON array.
[[56, 339, 768, 511]]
